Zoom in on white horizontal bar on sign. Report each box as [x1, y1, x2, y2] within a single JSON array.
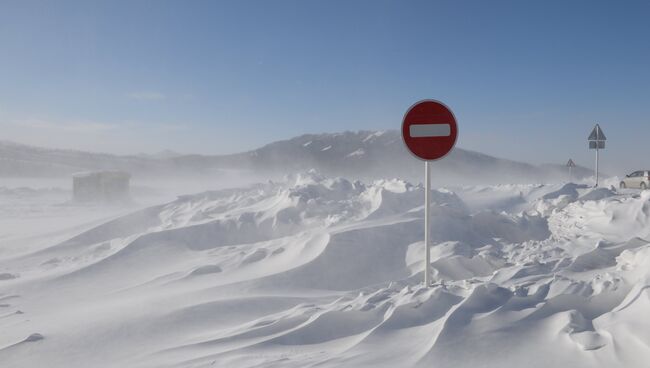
[[409, 123, 451, 138]]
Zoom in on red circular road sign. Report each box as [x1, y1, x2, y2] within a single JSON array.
[[401, 100, 458, 161]]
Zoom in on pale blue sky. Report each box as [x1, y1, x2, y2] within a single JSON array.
[[1, 0, 649, 173]]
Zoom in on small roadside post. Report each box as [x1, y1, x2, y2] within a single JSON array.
[[588, 124, 606, 187], [566, 159, 576, 182], [401, 100, 458, 287]]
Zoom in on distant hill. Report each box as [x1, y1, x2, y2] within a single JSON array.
[[0, 140, 164, 177], [168, 130, 594, 184], [136, 149, 183, 160], [0, 131, 594, 184]]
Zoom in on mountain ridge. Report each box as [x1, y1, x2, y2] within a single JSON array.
[[0, 131, 593, 184]]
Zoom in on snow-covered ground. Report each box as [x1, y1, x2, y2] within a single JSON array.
[[0, 172, 649, 367]]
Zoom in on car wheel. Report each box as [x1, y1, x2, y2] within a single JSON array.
[[641, 182, 647, 190], [620, 182, 626, 189]]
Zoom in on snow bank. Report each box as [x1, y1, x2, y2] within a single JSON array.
[[1, 175, 650, 367]]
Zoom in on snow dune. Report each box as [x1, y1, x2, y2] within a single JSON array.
[[0, 173, 649, 367]]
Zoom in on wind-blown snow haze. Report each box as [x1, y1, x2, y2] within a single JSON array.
[[2, 1, 650, 367]]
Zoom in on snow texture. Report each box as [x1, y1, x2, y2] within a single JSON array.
[[0, 172, 649, 367]]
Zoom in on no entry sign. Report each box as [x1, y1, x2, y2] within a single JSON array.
[[401, 99, 458, 288], [401, 100, 458, 161]]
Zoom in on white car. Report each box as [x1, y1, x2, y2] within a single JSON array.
[[620, 170, 650, 189]]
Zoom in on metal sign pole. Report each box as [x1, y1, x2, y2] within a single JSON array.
[[424, 161, 431, 287], [588, 124, 605, 188], [596, 147, 599, 187]]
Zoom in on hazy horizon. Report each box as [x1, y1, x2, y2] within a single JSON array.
[[0, 128, 628, 178]]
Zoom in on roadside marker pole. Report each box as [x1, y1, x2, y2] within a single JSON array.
[[566, 159, 576, 182]]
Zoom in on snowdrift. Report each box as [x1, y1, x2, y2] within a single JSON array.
[[0, 173, 649, 367]]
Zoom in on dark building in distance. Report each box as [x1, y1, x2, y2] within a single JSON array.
[[72, 171, 131, 203]]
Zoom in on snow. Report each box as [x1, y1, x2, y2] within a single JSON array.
[[363, 130, 386, 142], [1, 173, 650, 367], [346, 148, 365, 157], [321, 145, 332, 151]]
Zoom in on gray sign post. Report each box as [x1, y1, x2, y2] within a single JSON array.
[[588, 124, 606, 187]]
